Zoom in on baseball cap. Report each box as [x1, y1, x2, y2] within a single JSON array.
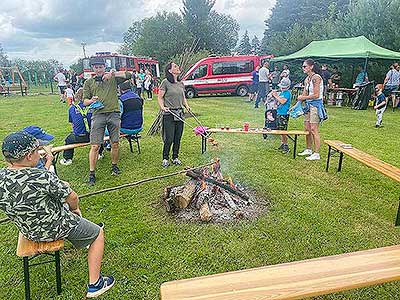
[[22, 126, 54, 145], [278, 78, 291, 89], [2, 131, 40, 160], [90, 57, 106, 66]]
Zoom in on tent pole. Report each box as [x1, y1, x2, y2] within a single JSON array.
[[363, 57, 369, 73]]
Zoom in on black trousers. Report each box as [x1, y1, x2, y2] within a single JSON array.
[[63, 133, 103, 159], [162, 114, 184, 160]]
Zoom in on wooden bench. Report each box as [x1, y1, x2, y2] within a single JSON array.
[[161, 244, 400, 300], [325, 140, 400, 225], [202, 128, 309, 159], [45, 133, 141, 174], [17, 233, 64, 299]]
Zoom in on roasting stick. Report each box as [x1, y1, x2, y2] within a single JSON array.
[[168, 110, 210, 138]]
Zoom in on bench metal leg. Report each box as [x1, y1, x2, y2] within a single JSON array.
[[395, 194, 400, 227], [55, 251, 62, 295], [135, 136, 141, 154], [126, 136, 134, 153], [338, 152, 344, 172], [23, 257, 30, 300], [326, 146, 331, 172], [201, 135, 206, 154]]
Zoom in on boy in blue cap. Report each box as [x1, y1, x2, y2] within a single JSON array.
[[0, 132, 115, 298]]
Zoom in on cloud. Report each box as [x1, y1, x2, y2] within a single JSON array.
[[1, 0, 276, 66]]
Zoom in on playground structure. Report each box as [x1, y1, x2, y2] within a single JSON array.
[[0, 66, 28, 96]]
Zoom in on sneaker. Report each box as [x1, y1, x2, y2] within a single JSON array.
[[111, 165, 120, 176], [162, 159, 169, 168], [97, 222, 105, 229], [86, 275, 115, 298], [298, 149, 313, 156], [305, 152, 321, 161], [281, 145, 290, 154], [59, 158, 72, 166], [172, 158, 182, 165], [276, 144, 284, 150], [88, 173, 96, 186], [98, 153, 104, 160]]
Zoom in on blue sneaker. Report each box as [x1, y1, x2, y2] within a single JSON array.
[[86, 275, 115, 298]]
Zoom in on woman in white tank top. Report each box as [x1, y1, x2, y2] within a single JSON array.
[[297, 58, 325, 161]]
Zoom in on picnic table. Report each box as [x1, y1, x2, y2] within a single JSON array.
[[202, 128, 309, 159]]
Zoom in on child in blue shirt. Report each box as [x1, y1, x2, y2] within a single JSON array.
[[271, 78, 292, 154], [374, 84, 386, 128]]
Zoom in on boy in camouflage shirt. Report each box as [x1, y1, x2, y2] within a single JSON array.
[[0, 132, 114, 298]]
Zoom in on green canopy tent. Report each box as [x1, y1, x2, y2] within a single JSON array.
[[271, 36, 400, 109], [271, 36, 400, 64]]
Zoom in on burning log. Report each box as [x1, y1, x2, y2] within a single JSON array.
[[199, 203, 212, 222], [174, 180, 197, 208], [186, 170, 249, 201]]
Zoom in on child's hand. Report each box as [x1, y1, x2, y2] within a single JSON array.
[[374, 105, 377, 109]]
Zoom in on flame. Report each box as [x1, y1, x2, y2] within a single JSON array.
[[227, 176, 236, 189], [201, 180, 207, 190]]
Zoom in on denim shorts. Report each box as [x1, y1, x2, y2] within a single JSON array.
[[66, 217, 101, 249], [90, 112, 121, 145], [304, 106, 320, 124]]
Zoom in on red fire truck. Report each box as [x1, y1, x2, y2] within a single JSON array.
[[181, 54, 273, 98], [82, 52, 160, 79]]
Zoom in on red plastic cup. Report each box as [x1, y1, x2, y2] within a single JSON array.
[[243, 122, 249, 132]]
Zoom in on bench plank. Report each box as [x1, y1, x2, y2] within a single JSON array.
[[208, 128, 309, 135], [325, 140, 400, 183], [17, 233, 64, 257], [161, 245, 400, 300]]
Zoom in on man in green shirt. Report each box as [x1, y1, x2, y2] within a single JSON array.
[[83, 57, 131, 185]]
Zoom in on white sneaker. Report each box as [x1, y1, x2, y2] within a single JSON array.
[[162, 159, 169, 168], [59, 158, 72, 166], [305, 153, 320, 160], [298, 149, 313, 156], [98, 153, 104, 160]]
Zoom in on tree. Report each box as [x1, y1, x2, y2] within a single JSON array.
[[70, 58, 84, 74], [205, 11, 239, 55], [0, 44, 10, 67], [181, 0, 216, 49], [236, 30, 252, 55], [262, 0, 350, 53], [119, 21, 144, 55], [129, 12, 193, 66], [251, 35, 261, 55]]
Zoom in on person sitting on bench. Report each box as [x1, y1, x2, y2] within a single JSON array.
[[119, 80, 143, 135], [60, 94, 104, 166], [0, 132, 115, 298]]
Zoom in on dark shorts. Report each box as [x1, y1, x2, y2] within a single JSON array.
[[66, 217, 101, 249], [250, 83, 259, 93], [90, 112, 121, 145], [59, 86, 66, 95], [277, 114, 289, 130], [383, 85, 399, 97]]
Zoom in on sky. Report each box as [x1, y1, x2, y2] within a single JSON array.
[[1, 0, 276, 67]]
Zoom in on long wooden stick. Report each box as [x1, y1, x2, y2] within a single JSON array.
[[79, 162, 215, 199], [0, 162, 215, 224]]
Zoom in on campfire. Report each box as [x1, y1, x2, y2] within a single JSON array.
[[163, 159, 266, 223]]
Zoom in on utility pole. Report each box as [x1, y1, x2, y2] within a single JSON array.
[[81, 42, 87, 58]]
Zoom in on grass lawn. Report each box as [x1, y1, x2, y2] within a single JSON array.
[[0, 94, 399, 299]]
